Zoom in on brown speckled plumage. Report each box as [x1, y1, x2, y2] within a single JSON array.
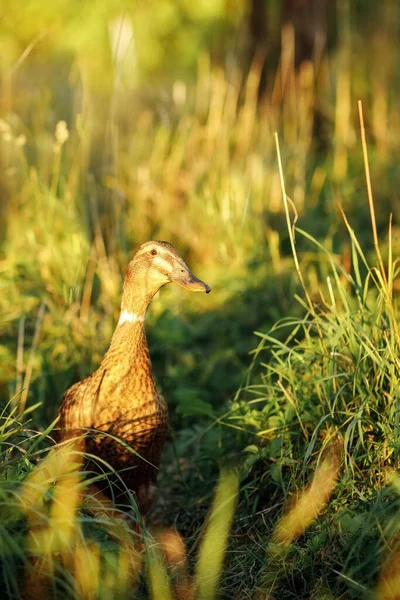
[[57, 241, 210, 513]]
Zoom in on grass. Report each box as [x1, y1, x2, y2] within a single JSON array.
[[2, 1, 400, 597]]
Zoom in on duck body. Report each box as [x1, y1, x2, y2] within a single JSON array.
[[58, 317, 168, 513], [57, 241, 210, 513]]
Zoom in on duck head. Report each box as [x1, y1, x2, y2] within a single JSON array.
[[121, 241, 211, 313]]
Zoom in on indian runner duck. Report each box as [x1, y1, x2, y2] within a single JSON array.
[[57, 241, 210, 514]]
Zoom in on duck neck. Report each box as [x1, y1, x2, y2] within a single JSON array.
[[120, 286, 154, 319], [103, 283, 157, 370]]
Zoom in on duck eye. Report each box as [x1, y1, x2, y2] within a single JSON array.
[[150, 249, 157, 256]]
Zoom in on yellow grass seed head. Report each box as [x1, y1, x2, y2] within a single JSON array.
[[273, 453, 340, 546]]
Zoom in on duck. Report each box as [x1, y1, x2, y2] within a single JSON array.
[[57, 241, 211, 514]]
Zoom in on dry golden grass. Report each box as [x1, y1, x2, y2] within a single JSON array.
[[273, 447, 341, 546]]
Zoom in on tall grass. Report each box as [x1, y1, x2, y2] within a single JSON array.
[[226, 113, 400, 597], [233, 220, 400, 593], [0, 405, 240, 599]]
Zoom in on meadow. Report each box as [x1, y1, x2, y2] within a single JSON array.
[[1, 1, 400, 598]]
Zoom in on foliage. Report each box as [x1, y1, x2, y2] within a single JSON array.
[[0, 408, 240, 599], [2, 0, 400, 597]]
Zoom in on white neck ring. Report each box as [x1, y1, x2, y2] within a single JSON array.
[[118, 310, 144, 325]]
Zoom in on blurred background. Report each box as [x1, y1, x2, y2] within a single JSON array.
[[1, 2, 400, 596], [2, 0, 399, 415]]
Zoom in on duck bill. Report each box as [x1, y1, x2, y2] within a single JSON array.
[[171, 264, 211, 293]]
